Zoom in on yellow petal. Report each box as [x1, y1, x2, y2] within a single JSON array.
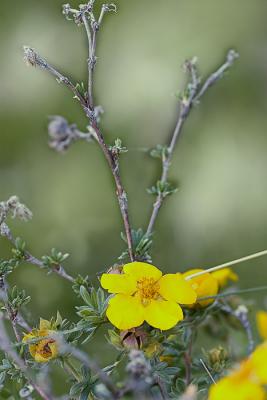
[[208, 377, 265, 400], [29, 344, 37, 358], [34, 351, 50, 363], [144, 299, 183, 330], [158, 274, 196, 304], [106, 294, 144, 330], [123, 262, 162, 281], [251, 341, 267, 384], [256, 311, 267, 340], [212, 268, 238, 288], [22, 332, 35, 343], [39, 318, 51, 331], [183, 269, 218, 307], [100, 273, 136, 295]]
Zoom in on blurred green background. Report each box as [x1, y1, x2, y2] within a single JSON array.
[[1, 0, 267, 388]]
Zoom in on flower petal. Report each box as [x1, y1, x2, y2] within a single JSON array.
[[123, 262, 162, 281], [158, 273, 197, 304], [256, 311, 267, 340], [100, 273, 136, 295], [144, 299, 183, 330], [183, 269, 218, 307], [34, 350, 50, 363], [251, 342, 267, 384], [208, 377, 265, 400], [212, 268, 238, 288], [106, 294, 144, 330], [39, 318, 51, 331]]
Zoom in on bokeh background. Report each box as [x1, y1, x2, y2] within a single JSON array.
[[1, 0, 267, 393]]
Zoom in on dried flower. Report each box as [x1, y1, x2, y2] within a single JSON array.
[[23, 319, 58, 363]]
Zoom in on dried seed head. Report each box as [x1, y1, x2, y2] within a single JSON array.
[[126, 350, 151, 379], [23, 46, 47, 69]]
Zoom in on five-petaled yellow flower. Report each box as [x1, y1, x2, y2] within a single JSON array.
[[182, 269, 219, 307], [23, 319, 58, 363], [101, 262, 197, 330], [256, 310, 267, 340], [211, 268, 238, 288], [209, 341, 267, 400]]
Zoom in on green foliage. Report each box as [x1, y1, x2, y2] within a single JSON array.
[[41, 248, 69, 269], [0, 259, 18, 277], [11, 238, 26, 261], [109, 138, 128, 156], [0, 359, 24, 388], [75, 81, 87, 99], [147, 180, 178, 198], [8, 286, 31, 311], [120, 228, 153, 262], [69, 366, 97, 400], [76, 286, 109, 342], [72, 274, 91, 295], [150, 145, 169, 160]]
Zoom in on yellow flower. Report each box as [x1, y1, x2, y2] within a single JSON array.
[[23, 318, 58, 363], [256, 311, 267, 340], [101, 262, 197, 331], [209, 341, 267, 400], [182, 269, 218, 307], [211, 268, 238, 288], [250, 341, 267, 384]]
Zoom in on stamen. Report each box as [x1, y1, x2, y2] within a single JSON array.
[[137, 277, 160, 305]]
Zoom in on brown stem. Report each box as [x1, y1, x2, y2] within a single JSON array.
[[91, 122, 134, 261], [146, 50, 239, 236], [82, 12, 134, 261]]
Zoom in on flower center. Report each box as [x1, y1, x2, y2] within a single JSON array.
[[136, 277, 160, 305], [37, 339, 55, 359]]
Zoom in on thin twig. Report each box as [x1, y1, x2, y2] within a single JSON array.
[[185, 249, 267, 280], [156, 376, 168, 400], [82, 14, 93, 109], [24, 15, 134, 262], [24, 47, 86, 108], [59, 340, 119, 399], [2, 224, 74, 283], [146, 50, 239, 236], [0, 276, 21, 342], [81, 10, 134, 261], [199, 358, 216, 384], [197, 285, 267, 302], [221, 303, 254, 354]]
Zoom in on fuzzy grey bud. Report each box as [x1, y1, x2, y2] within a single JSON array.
[[48, 116, 93, 152], [0, 196, 32, 224], [126, 350, 151, 379]]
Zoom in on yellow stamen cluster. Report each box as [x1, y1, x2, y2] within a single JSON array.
[[137, 277, 160, 305]]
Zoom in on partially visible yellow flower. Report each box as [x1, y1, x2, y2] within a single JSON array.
[[250, 341, 267, 384], [209, 341, 267, 400], [23, 318, 58, 363], [211, 268, 238, 288], [101, 262, 197, 331], [182, 269, 218, 307], [256, 311, 267, 340]]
